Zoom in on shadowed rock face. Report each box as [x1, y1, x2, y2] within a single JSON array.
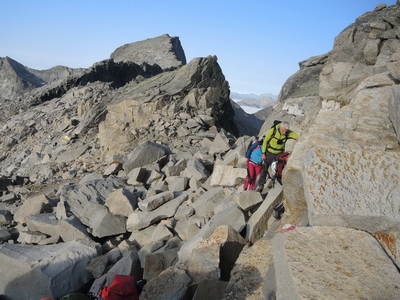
[[111, 34, 187, 70]]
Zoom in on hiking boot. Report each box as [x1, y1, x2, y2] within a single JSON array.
[[273, 203, 285, 219]]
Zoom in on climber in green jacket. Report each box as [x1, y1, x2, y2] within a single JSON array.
[[256, 121, 298, 190]]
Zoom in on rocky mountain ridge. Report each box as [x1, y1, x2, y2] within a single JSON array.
[[231, 91, 277, 111], [0, 3, 400, 299]]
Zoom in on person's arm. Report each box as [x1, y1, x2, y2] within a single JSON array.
[[262, 129, 273, 153], [287, 131, 298, 140], [261, 128, 273, 160]]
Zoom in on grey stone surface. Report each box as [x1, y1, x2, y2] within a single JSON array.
[[246, 185, 283, 243], [140, 267, 192, 300], [89, 250, 141, 294], [0, 240, 99, 300], [26, 213, 59, 237], [126, 167, 146, 185], [224, 239, 274, 300], [182, 157, 210, 183], [186, 244, 221, 282], [193, 280, 229, 300], [208, 132, 231, 155], [304, 148, 400, 233], [123, 141, 171, 174], [165, 176, 189, 192], [138, 191, 174, 212], [198, 225, 246, 281], [390, 85, 400, 142], [272, 226, 400, 300], [105, 187, 137, 217], [210, 165, 247, 187], [58, 216, 90, 242], [143, 248, 179, 280], [233, 190, 263, 212], [127, 193, 188, 231], [59, 179, 126, 238], [110, 34, 186, 70], [14, 194, 54, 224], [0, 228, 11, 242], [178, 205, 246, 265], [191, 187, 225, 219], [86, 255, 108, 278]]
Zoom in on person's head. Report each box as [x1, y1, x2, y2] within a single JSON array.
[[279, 121, 290, 134]]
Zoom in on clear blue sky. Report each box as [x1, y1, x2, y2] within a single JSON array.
[[0, 1, 396, 95]]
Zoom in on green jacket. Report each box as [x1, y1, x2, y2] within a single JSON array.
[[262, 124, 298, 154]]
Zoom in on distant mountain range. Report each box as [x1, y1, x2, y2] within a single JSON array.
[[231, 92, 277, 114]]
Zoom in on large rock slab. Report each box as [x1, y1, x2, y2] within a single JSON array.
[[89, 250, 141, 294], [140, 267, 192, 300], [123, 141, 171, 174], [186, 244, 221, 282], [110, 34, 186, 70], [389, 85, 400, 142], [246, 185, 283, 243], [284, 85, 399, 225], [58, 178, 126, 238], [193, 280, 228, 300], [127, 194, 188, 231], [143, 247, 180, 281], [198, 225, 246, 281], [272, 226, 400, 300], [178, 205, 246, 265], [0, 240, 99, 300], [138, 191, 174, 212], [105, 187, 138, 217], [304, 148, 400, 233], [182, 157, 210, 183], [233, 190, 263, 212], [26, 213, 59, 237], [191, 187, 225, 219], [208, 132, 231, 155], [14, 194, 54, 224], [58, 216, 90, 242], [224, 239, 275, 300], [210, 165, 247, 187]]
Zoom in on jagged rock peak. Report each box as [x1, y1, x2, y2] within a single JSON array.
[[110, 34, 186, 70]]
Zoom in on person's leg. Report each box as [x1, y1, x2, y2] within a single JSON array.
[[247, 162, 257, 190], [251, 164, 263, 190], [254, 162, 267, 191], [244, 162, 251, 189]]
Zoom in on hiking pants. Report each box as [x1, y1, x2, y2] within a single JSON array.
[[244, 161, 263, 190], [257, 152, 280, 186]]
